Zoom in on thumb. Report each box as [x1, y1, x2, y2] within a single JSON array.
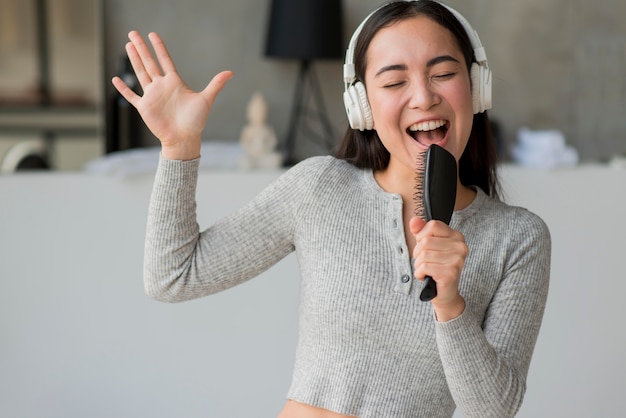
[[409, 216, 427, 236], [201, 70, 234, 102]]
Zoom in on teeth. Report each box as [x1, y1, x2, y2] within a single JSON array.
[[409, 120, 446, 132]]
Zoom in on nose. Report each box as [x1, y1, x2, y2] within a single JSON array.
[[408, 77, 440, 110]]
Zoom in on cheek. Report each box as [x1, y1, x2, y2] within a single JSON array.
[[367, 92, 401, 130], [367, 91, 385, 119], [452, 77, 474, 114], [461, 74, 474, 111], [449, 76, 474, 112], [446, 82, 474, 159]]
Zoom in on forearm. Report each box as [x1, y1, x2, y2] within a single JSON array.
[[144, 154, 306, 302], [144, 156, 203, 301], [435, 310, 526, 418], [143, 155, 274, 301]]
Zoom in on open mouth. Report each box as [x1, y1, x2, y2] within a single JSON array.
[[407, 119, 449, 146]]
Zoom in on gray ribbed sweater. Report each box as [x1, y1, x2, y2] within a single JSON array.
[[144, 155, 551, 418]]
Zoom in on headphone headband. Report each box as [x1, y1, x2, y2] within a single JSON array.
[[343, 7, 377, 86]]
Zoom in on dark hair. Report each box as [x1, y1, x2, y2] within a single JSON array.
[[334, 0, 500, 198]]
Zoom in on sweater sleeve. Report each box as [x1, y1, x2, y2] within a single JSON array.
[[435, 209, 551, 417], [143, 155, 321, 302]]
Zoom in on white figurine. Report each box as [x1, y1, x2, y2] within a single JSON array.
[[238, 92, 283, 169]]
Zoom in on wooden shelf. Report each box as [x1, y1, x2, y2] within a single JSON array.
[[0, 106, 101, 138]]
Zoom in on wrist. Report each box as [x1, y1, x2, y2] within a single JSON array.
[[433, 294, 465, 322], [160, 140, 201, 161]]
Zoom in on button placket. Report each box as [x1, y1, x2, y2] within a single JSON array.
[[389, 195, 413, 295]]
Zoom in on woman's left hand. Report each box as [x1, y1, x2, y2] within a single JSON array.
[[410, 216, 468, 321]]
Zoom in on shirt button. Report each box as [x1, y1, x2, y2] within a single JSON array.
[[401, 274, 410, 283], [392, 219, 398, 228]]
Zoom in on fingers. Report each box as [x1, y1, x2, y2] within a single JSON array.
[[128, 31, 163, 80], [147, 32, 177, 75], [412, 223, 468, 265], [200, 70, 234, 103], [413, 220, 462, 242], [111, 75, 139, 107], [413, 239, 467, 274], [409, 216, 427, 235], [125, 38, 151, 88], [412, 221, 468, 285]]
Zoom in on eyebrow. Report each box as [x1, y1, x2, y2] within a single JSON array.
[[427, 55, 460, 67], [374, 55, 461, 77]]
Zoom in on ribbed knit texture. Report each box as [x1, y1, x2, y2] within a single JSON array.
[[144, 155, 551, 418]]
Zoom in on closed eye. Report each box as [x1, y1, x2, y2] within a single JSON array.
[[383, 81, 406, 88], [432, 72, 457, 80]]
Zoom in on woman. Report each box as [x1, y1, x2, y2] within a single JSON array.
[[112, 1, 550, 417]]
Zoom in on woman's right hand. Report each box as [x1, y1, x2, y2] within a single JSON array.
[[111, 31, 233, 160]]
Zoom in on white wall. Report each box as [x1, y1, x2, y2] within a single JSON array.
[[499, 164, 626, 417], [0, 167, 298, 417], [1, 162, 625, 417]]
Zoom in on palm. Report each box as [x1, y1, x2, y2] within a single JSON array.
[[136, 74, 210, 146]]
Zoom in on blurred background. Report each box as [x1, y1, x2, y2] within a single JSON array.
[[0, 0, 625, 170]]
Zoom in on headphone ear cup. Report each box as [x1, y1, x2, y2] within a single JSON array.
[[343, 86, 363, 131], [471, 62, 493, 114], [470, 63, 482, 114], [343, 81, 373, 131]]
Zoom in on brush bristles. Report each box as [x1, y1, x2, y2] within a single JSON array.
[[413, 150, 427, 219]]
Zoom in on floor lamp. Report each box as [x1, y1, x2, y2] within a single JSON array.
[[265, 0, 344, 166]]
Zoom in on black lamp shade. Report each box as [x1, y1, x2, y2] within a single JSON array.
[[265, 0, 344, 60]]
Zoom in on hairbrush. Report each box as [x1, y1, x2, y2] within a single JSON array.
[[414, 144, 458, 302]]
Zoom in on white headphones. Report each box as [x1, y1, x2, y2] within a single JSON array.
[[343, 0, 493, 131]]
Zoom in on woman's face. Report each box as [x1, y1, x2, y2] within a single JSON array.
[[364, 15, 474, 175]]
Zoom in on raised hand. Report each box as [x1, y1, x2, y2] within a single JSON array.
[[111, 31, 233, 160]]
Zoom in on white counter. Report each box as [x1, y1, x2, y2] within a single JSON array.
[[1, 163, 624, 417]]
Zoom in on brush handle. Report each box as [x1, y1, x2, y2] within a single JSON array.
[[420, 276, 437, 301]]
